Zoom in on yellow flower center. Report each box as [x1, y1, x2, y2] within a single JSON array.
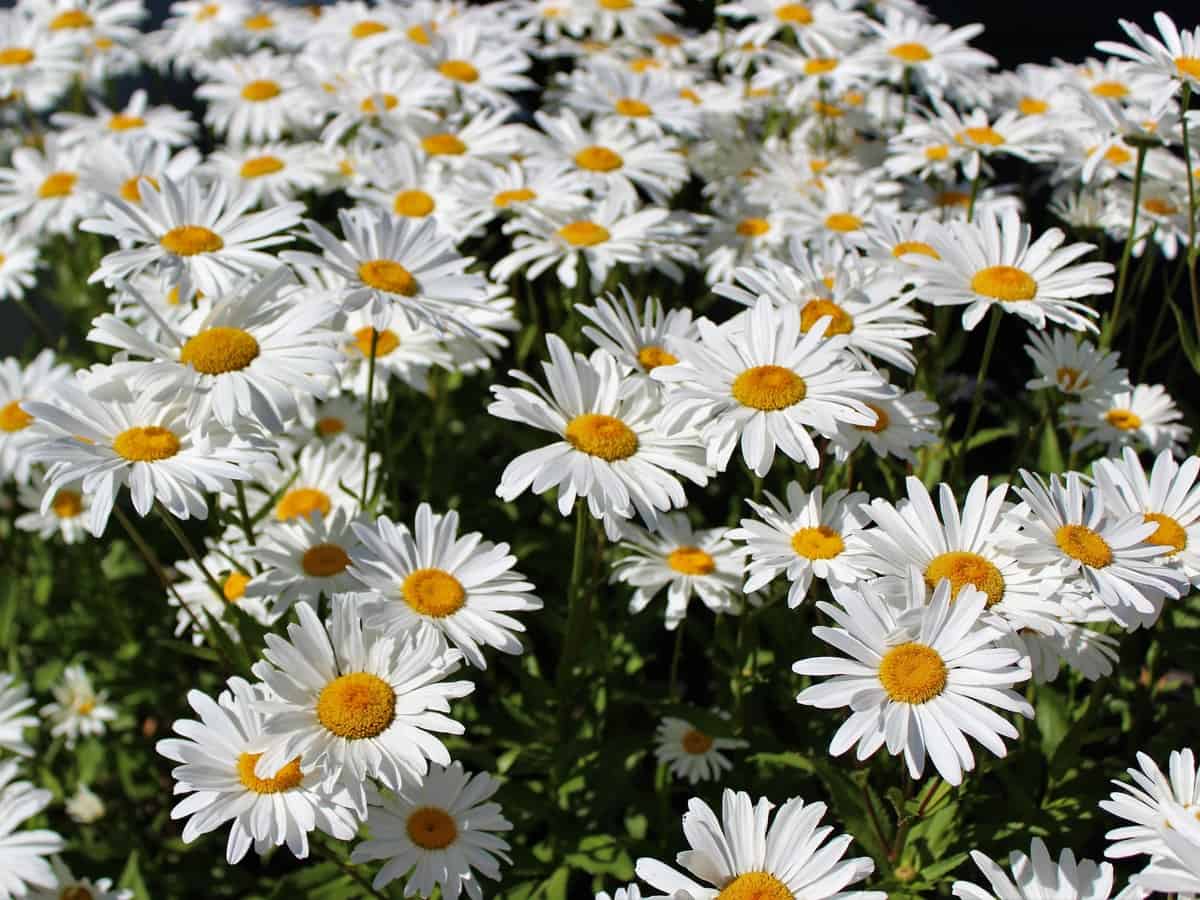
[[598, 0, 632, 8], [358, 259, 417, 296], [1018, 96, 1049, 115], [681, 728, 714, 754], [637, 345, 677, 370], [716, 871, 795, 900], [438, 59, 479, 83], [160, 225, 224, 256], [564, 413, 638, 460], [60, 887, 94, 900], [421, 133, 467, 156], [406, 24, 433, 44], [108, 113, 145, 131], [76, 699, 96, 715], [493, 188, 536, 207], [879, 643, 948, 704], [0, 400, 32, 432], [1102, 145, 1133, 165], [1105, 408, 1142, 431], [614, 97, 652, 117], [49, 9, 94, 29], [301, 543, 351, 577], [237, 752, 303, 793], [575, 145, 624, 172], [892, 240, 940, 260], [51, 490, 83, 518], [194, 3, 219, 21], [667, 546, 716, 576], [971, 265, 1037, 302], [799, 298, 854, 335], [856, 402, 889, 433], [732, 365, 806, 411], [736, 217, 770, 237], [350, 326, 401, 357], [392, 189, 436, 217], [1091, 81, 1129, 98], [316, 672, 396, 739], [243, 13, 274, 30], [1055, 524, 1113, 568], [1175, 57, 1200, 79], [889, 42, 932, 63], [1144, 512, 1187, 555], [223, 571, 249, 602], [406, 806, 458, 849], [957, 126, 1005, 147], [1143, 197, 1178, 216], [119, 174, 158, 204], [804, 57, 838, 75], [179, 327, 260, 375], [558, 221, 611, 246], [1056, 366, 1088, 392], [112, 426, 180, 461], [680, 87, 702, 104], [775, 3, 812, 24], [924, 551, 1005, 607], [240, 79, 281, 101], [924, 144, 950, 161], [824, 212, 862, 233], [316, 416, 345, 436], [937, 190, 970, 208], [402, 567, 467, 617], [37, 172, 77, 199], [350, 20, 388, 38], [239, 155, 284, 178], [791, 525, 844, 560], [0, 47, 35, 66], [276, 487, 332, 521], [360, 93, 398, 114], [628, 56, 659, 74]]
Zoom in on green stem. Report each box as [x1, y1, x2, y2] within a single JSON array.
[[362, 328, 380, 508], [860, 780, 892, 862], [966, 167, 983, 223], [891, 775, 946, 861], [155, 503, 223, 602], [1182, 84, 1200, 341], [557, 501, 591, 688], [952, 306, 1002, 480], [667, 623, 685, 700], [900, 65, 911, 129], [1102, 143, 1148, 349], [234, 482, 256, 547], [13, 297, 57, 350], [312, 839, 390, 900]]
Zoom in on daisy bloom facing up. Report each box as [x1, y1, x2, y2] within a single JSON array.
[[1024, 331, 1129, 396], [0, 674, 36, 757], [611, 513, 747, 630], [654, 717, 748, 784], [1096, 12, 1200, 109], [0, 760, 63, 900], [867, 11, 995, 98], [348, 504, 542, 669], [830, 383, 940, 465], [156, 677, 359, 865], [912, 207, 1113, 332], [259, 439, 379, 525], [0, 349, 72, 485], [730, 484, 874, 609], [40, 664, 117, 749], [488, 335, 710, 539], [195, 50, 312, 144], [1100, 747, 1200, 863], [350, 762, 513, 900], [0, 227, 39, 302], [28, 857, 131, 900], [794, 580, 1033, 784], [15, 474, 91, 544], [244, 508, 365, 617], [652, 298, 887, 477], [1063, 384, 1190, 458], [168, 539, 275, 646], [251, 599, 474, 812], [578, 288, 699, 387], [953, 838, 1117, 900], [635, 788, 884, 900]]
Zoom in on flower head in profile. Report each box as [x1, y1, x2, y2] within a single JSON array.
[[39, 664, 116, 749], [953, 838, 1118, 900], [654, 716, 747, 785]]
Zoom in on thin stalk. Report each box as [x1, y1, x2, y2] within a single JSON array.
[[312, 839, 390, 900], [860, 781, 891, 861], [667, 622, 686, 700], [1182, 83, 1200, 339], [556, 500, 591, 688], [952, 306, 1002, 480], [966, 166, 983, 223], [155, 503, 223, 602], [1102, 143, 1148, 348], [361, 328, 380, 508], [13, 297, 57, 349], [900, 65, 912, 129], [891, 775, 946, 861], [234, 482, 256, 547]]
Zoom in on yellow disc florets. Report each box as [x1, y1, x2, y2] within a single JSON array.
[[276, 487, 332, 521], [316, 672, 396, 739], [406, 806, 459, 849], [799, 298, 854, 336], [715, 871, 795, 900], [160, 225, 224, 256], [681, 728, 714, 754], [179, 327, 261, 375], [402, 568, 467, 617], [112, 426, 181, 462], [240, 79, 281, 101], [637, 345, 677, 371], [878, 642, 948, 704], [358, 259, 418, 296], [237, 752, 303, 794], [1105, 408, 1142, 431], [924, 551, 1005, 607], [557, 221, 611, 246], [301, 543, 351, 577], [732, 365, 806, 411], [393, 189, 436, 217], [791, 525, 844, 560], [575, 145, 624, 172], [1144, 512, 1187, 555], [239, 155, 285, 178], [0, 400, 32, 432], [1055, 524, 1114, 568], [667, 546, 716, 576], [971, 265, 1037, 302], [564, 413, 639, 460]]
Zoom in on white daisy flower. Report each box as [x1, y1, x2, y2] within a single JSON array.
[[611, 513, 748, 629], [83, 175, 303, 299], [411, 110, 527, 172], [1007, 615, 1119, 684], [286, 206, 489, 335], [488, 335, 710, 539], [316, 61, 450, 149], [28, 858, 130, 899], [716, 0, 864, 49], [923, 98, 1064, 180], [292, 392, 367, 445], [156, 677, 359, 864], [573, 0, 677, 42], [597, 886, 643, 900], [578, 287, 698, 389], [338, 307, 453, 397], [51, 89, 197, 149], [88, 267, 341, 434], [15, 473, 90, 544], [348, 143, 473, 239], [453, 161, 590, 239], [829, 383, 939, 465], [1003, 470, 1188, 630], [168, 534, 275, 644], [0, 227, 39, 301], [1133, 809, 1200, 896], [698, 203, 802, 287], [0, 9, 78, 111], [0, 349, 72, 485], [421, 23, 535, 111], [204, 142, 333, 207], [1096, 12, 1200, 111], [195, 50, 313, 145], [0, 135, 94, 236], [350, 762, 513, 900], [79, 137, 201, 210], [251, 599, 474, 812], [24, 374, 262, 536], [866, 10, 995, 98], [348, 504, 542, 669], [0, 675, 36, 757], [244, 508, 365, 616], [653, 716, 748, 784], [561, 63, 702, 138], [911, 207, 1113, 332], [729, 483, 874, 608], [0, 760, 63, 900], [1063, 384, 1191, 458], [953, 838, 1118, 900], [1096, 448, 1200, 586], [635, 787, 884, 900], [652, 298, 887, 477], [1101, 747, 1200, 872], [257, 439, 378, 524], [64, 784, 106, 825], [786, 174, 892, 251], [40, 664, 116, 749], [1024, 331, 1129, 396]]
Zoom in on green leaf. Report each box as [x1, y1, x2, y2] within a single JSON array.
[[1036, 685, 1071, 761], [812, 761, 890, 865], [118, 850, 151, 900], [1169, 299, 1200, 375], [1037, 422, 1064, 473], [966, 425, 1018, 451]]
